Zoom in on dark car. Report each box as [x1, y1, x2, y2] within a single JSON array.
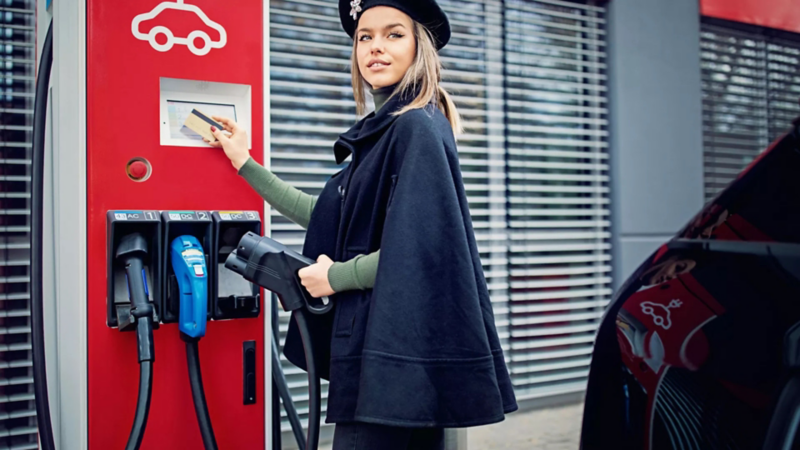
[[581, 117, 800, 450]]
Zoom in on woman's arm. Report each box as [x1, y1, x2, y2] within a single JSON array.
[[237, 157, 317, 229], [299, 250, 381, 297], [206, 117, 317, 229], [328, 250, 380, 291], [205, 118, 380, 293], [239, 157, 380, 292]]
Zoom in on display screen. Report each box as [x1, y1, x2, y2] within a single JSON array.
[[166, 100, 237, 141]]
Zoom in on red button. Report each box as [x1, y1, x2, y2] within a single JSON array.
[[128, 161, 148, 180]]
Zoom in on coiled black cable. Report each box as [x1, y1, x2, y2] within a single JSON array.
[[271, 295, 283, 450], [118, 240, 156, 450], [186, 340, 219, 450], [125, 361, 154, 450], [294, 311, 321, 450], [272, 330, 306, 450], [30, 20, 55, 450]]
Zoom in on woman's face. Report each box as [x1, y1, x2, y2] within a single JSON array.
[[356, 6, 416, 89]]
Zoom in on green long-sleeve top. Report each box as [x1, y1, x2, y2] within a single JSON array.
[[237, 86, 394, 292]]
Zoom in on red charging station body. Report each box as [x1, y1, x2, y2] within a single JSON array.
[[86, 1, 265, 447]]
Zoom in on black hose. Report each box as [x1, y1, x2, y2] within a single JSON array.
[[272, 380, 282, 450], [272, 331, 306, 450], [294, 311, 321, 450], [272, 294, 306, 449], [124, 361, 154, 450], [186, 340, 219, 450], [271, 294, 280, 352], [118, 249, 156, 450], [30, 20, 55, 450], [271, 295, 283, 450]]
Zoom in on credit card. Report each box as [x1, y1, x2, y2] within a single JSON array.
[[184, 108, 224, 142]]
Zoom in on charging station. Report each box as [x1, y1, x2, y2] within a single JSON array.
[[38, 0, 271, 448], [87, 0, 266, 444]]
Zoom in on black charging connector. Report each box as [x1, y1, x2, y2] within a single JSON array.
[[107, 211, 161, 330], [114, 232, 156, 450], [224, 232, 331, 314], [116, 233, 156, 362]]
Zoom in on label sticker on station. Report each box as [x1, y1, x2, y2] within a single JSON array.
[[167, 211, 209, 221], [218, 211, 258, 221], [219, 211, 243, 220], [113, 211, 158, 221]]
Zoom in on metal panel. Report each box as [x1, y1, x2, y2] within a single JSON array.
[[269, 0, 607, 440], [701, 22, 800, 202], [52, 0, 88, 446], [0, 2, 38, 448]]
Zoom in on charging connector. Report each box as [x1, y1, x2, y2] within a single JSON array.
[[116, 233, 157, 450], [171, 235, 218, 450]]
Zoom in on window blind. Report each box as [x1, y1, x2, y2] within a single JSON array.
[[503, 0, 609, 400], [701, 21, 800, 202], [0, 1, 39, 448]]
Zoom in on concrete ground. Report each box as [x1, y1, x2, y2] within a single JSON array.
[[318, 402, 584, 450], [467, 402, 583, 450]]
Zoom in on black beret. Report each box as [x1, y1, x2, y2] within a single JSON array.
[[339, 0, 451, 50]]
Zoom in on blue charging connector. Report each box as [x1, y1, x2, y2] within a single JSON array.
[[171, 235, 218, 448], [170, 235, 208, 339]]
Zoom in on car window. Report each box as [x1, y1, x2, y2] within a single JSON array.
[[678, 132, 800, 243]]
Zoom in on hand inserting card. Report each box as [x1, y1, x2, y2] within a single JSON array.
[[183, 109, 225, 142]]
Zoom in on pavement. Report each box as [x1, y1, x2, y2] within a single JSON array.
[[317, 402, 584, 450], [467, 402, 583, 450]]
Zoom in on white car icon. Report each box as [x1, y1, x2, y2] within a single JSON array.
[[640, 299, 682, 330], [131, 0, 227, 56]]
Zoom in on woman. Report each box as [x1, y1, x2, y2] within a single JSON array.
[[207, 0, 517, 447]]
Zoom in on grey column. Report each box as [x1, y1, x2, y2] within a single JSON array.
[[607, 0, 705, 289]]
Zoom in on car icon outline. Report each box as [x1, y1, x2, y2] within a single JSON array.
[[131, 0, 227, 56], [641, 299, 682, 330]]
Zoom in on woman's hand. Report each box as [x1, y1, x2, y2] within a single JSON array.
[[204, 116, 250, 170], [298, 255, 335, 298]]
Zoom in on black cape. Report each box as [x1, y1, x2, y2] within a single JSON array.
[[283, 93, 518, 427]]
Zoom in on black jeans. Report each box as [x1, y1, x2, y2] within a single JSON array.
[[331, 421, 445, 450]]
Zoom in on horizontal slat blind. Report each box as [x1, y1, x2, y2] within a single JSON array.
[[701, 22, 800, 202], [438, 0, 510, 378], [701, 25, 770, 202], [767, 37, 800, 141], [0, 1, 38, 449], [504, 0, 610, 400]]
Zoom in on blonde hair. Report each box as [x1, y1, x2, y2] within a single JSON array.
[[350, 21, 463, 134]]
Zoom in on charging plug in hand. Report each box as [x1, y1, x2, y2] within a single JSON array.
[[298, 255, 335, 298]]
